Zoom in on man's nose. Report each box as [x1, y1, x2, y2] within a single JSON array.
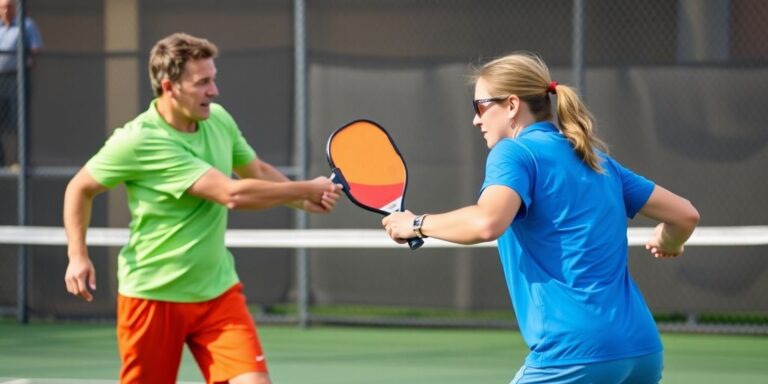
[[208, 82, 219, 97]]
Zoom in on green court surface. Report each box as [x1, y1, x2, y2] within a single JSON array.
[[1, 319, 767, 383]]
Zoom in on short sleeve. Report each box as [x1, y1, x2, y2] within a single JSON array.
[[87, 128, 211, 198], [231, 126, 257, 167], [480, 139, 535, 217], [25, 19, 43, 50], [210, 104, 256, 167], [605, 156, 655, 218], [85, 128, 141, 188]]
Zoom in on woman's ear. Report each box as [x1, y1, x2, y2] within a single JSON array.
[[507, 95, 519, 119]]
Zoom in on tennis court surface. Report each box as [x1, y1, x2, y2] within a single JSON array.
[[1, 319, 767, 383]]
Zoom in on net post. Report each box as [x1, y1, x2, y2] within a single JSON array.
[[686, 313, 699, 327], [572, 0, 585, 97], [16, 0, 30, 325], [293, 0, 310, 328]]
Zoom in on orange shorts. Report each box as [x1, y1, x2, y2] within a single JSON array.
[[117, 283, 267, 384]]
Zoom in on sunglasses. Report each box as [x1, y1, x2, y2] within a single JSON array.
[[472, 96, 508, 116]]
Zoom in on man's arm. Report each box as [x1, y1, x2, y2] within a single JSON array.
[[639, 185, 701, 258], [25, 19, 43, 67], [187, 164, 341, 212], [233, 158, 300, 208], [233, 158, 290, 182], [231, 158, 341, 212], [63, 167, 108, 302]]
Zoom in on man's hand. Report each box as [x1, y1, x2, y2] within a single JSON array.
[[302, 177, 343, 213], [64, 255, 97, 302]]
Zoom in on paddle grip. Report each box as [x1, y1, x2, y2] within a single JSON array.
[[329, 168, 349, 193], [407, 237, 424, 250]]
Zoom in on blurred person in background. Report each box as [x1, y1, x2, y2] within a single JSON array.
[[383, 52, 700, 384], [0, 0, 42, 168], [63, 32, 341, 384]]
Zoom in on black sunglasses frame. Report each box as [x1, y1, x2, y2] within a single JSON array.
[[472, 96, 508, 116]]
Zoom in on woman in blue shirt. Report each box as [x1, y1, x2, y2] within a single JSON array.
[[382, 52, 700, 384]]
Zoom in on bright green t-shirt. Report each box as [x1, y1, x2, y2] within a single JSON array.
[[86, 101, 257, 302]]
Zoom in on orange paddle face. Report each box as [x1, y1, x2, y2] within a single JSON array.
[[327, 120, 408, 214]]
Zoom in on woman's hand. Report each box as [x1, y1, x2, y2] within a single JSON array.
[[382, 210, 417, 244]]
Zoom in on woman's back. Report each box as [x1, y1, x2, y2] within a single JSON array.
[[483, 121, 663, 367]]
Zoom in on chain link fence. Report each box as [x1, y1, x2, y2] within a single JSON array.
[[0, 70, 19, 168], [1, 0, 767, 332]]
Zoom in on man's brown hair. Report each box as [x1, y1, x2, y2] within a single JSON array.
[[148, 33, 218, 97]]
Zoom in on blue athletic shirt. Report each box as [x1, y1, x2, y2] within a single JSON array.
[[480, 121, 662, 368]]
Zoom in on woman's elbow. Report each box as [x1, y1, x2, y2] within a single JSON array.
[[475, 217, 505, 243], [683, 203, 701, 229]]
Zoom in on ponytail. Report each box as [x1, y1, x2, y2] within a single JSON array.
[[475, 52, 607, 173], [551, 84, 607, 173]]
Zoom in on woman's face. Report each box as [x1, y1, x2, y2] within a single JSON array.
[[473, 78, 514, 149]]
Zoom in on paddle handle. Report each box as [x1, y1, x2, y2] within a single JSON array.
[[407, 237, 424, 250]]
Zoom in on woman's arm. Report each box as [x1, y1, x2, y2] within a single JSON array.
[[382, 185, 521, 245], [639, 185, 700, 258]]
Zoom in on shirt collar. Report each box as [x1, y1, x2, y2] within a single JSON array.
[[148, 99, 203, 135], [148, 99, 178, 133], [518, 121, 558, 138]]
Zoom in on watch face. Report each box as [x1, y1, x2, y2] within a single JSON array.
[[413, 215, 426, 238]]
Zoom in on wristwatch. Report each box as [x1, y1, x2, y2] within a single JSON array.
[[412, 214, 428, 239]]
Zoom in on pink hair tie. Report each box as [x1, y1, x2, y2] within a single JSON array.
[[547, 81, 558, 94]]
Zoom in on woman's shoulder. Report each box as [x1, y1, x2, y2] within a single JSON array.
[[488, 138, 537, 167]]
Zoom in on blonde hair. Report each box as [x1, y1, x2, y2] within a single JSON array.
[[148, 33, 218, 97], [473, 52, 607, 172]]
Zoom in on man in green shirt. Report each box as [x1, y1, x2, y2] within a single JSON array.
[[63, 33, 340, 384]]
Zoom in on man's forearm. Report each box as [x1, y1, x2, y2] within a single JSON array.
[[228, 179, 313, 210], [63, 186, 93, 259], [254, 165, 306, 209], [234, 160, 306, 209]]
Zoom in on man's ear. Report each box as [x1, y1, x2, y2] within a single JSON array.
[[160, 78, 175, 96]]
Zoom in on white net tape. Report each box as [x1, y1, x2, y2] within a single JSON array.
[[1, 226, 767, 248]]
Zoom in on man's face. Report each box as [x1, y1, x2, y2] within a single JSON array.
[[171, 58, 219, 122], [0, 0, 16, 24]]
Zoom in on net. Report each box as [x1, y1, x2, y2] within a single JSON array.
[[2, 225, 767, 248], [1, 226, 768, 334]]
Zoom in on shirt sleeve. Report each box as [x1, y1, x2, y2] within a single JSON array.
[[605, 156, 655, 218], [85, 128, 141, 188], [480, 139, 535, 218], [86, 128, 211, 199], [24, 19, 43, 50], [232, 126, 257, 167], [210, 103, 257, 167]]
